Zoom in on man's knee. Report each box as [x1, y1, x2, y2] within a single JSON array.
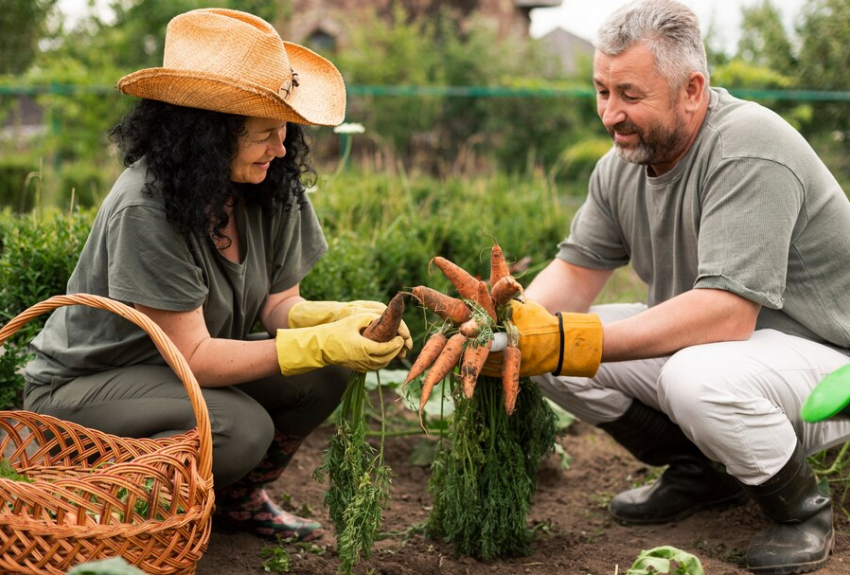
[[657, 346, 738, 429]]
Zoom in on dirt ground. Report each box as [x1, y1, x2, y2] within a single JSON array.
[[195, 396, 850, 575]]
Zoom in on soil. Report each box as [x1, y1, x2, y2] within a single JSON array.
[[196, 394, 850, 575]]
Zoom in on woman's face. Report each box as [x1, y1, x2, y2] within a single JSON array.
[[231, 117, 288, 184]]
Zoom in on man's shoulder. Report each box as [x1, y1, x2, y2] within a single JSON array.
[[704, 89, 806, 159]]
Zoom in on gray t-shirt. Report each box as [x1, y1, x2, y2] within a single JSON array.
[[558, 88, 850, 351], [25, 161, 328, 385]]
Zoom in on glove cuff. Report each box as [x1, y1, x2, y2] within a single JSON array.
[[554, 313, 603, 378], [553, 312, 565, 376]]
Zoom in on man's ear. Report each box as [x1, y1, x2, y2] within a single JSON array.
[[682, 71, 707, 112]]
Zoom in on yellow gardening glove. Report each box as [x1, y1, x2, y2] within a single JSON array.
[[288, 300, 413, 357], [484, 299, 603, 377], [275, 313, 405, 376]]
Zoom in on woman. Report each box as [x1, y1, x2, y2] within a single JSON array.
[[23, 8, 410, 543]]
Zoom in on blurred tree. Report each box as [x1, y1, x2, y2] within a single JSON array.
[[737, 0, 797, 77], [0, 0, 58, 74], [797, 0, 850, 123], [333, 6, 588, 175], [797, 0, 850, 176]]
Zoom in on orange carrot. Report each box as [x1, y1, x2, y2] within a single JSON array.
[[502, 344, 521, 415], [404, 330, 448, 387], [419, 333, 467, 427], [490, 241, 511, 288], [431, 257, 479, 301], [459, 319, 480, 338], [476, 280, 498, 322], [362, 293, 405, 343], [461, 339, 492, 400], [491, 275, 523, 307], [411, 286, 472, 325]]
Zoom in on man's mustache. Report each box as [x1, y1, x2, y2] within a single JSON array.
[[609, 121, 641, 136]]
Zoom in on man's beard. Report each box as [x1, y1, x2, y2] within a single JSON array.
[[608, 114, 690, 167]]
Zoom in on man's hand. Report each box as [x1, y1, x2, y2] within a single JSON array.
[[483, 299, 603, 378]]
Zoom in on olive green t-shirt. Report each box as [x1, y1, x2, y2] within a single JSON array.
[[25, 161, 328, 386], [558, 88, 850, 351]]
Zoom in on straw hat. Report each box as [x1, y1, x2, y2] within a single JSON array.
[[117, 8, 346, 127]]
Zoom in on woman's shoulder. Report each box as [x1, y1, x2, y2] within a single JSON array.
[[101, 161, 166, 216]]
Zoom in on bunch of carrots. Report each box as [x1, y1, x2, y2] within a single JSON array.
[[404, 242, 525, 426], [317, 243, 555, 566], [403, 241, 557, 561]]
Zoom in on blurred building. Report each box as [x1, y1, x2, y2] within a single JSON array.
[[538, 27, 594, 76], [279, 0, 564, 52]]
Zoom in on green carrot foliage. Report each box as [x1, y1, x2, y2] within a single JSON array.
[[314, 372, 392, 575], [426, 375, 556, 560]]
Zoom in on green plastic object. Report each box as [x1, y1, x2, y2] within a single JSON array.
[[801, 364, 850, 422]]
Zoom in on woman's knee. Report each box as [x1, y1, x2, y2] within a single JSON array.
[[208, 391, 275, 487]]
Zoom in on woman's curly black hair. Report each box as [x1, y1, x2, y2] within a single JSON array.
[[109, 99, 316, 246]]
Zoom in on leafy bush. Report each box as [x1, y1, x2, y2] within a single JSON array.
[[552, 138, 612, 185], [55, 162, 111, 209], [0, 157, 40, 212], [0, 208, 95, 408]]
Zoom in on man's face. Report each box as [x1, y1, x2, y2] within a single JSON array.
[[593, 43, 691, 173]]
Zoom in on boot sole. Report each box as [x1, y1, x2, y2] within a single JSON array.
[[608, 490, 749, 525], [748, 529, 834, 575]]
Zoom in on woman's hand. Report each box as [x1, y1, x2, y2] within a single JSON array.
[[275, 313, 406, 375], [287, 299, 412, 357]]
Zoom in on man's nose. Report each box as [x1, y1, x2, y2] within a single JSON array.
[[600, 98, 626, 130]]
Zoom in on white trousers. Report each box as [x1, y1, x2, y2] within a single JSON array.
[[534, 303, 850, 485]]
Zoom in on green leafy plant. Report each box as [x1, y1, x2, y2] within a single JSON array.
[[0, 207, 95, 408], [260, 544, 293, 573], [313, 370, 392, 574], [67, 557, 145, 575], [426, 376, 556, 560], [624, 546, 705, 575], [0, 458, 32, 483]]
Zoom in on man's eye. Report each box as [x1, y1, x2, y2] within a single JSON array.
[[623, 93, 638, 102]]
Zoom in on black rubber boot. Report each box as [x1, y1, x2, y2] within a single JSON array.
[[741, 443, 833, 575], [598, 400, 748, 524]]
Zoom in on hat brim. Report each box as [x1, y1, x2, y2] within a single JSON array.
[[117, 42, 346, 127]]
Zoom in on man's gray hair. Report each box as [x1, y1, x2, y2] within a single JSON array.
[[596, 0, 709, 91]]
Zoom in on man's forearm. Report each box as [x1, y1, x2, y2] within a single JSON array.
[[525, 258, 612, 313], [601, 288, 760, 362]]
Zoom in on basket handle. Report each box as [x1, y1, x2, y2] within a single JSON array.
[[0, 293, 213, 480]]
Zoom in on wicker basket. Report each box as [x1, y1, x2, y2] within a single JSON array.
[[0, 294, 214, 575]]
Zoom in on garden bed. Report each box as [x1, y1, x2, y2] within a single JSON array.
[[196, 391, 850, 575]]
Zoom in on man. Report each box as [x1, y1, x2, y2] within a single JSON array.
[[499, 0, 850, 573]]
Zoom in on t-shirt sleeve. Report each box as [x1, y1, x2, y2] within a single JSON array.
[[106, 205, 208, 311], [269, 196, 328, 294], [557, 164, 630, 269], [694, 157, 804, 309]]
